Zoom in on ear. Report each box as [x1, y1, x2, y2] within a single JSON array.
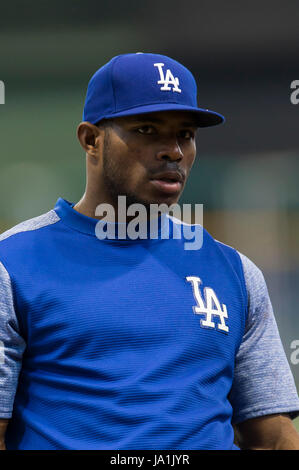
[[76, 121, 103, 158]]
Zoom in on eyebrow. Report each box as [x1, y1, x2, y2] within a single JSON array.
[[128, 116, 199, 128]]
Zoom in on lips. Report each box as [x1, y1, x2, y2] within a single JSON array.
[[150, 170, 184, 183], [150, 171, 184, 194]]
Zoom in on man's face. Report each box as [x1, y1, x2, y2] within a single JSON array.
[[100, 110, 198, 208]]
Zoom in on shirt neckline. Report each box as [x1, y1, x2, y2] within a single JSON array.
[[53, 197, 170, 243]]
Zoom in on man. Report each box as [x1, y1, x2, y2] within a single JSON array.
[[1, 52, 299, 450]]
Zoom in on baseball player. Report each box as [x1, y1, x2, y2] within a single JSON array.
[[1, 53, 299, 450]]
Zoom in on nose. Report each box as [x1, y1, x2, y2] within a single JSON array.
[[156, 137, 184, 162]]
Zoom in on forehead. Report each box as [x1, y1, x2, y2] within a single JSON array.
[[114, 110, 199, 127]]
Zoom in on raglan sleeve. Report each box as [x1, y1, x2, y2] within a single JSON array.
[[229, 252, 299, 424], [0, 260, 26, 418]]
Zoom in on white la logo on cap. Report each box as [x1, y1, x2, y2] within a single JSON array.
[[154, 63, 182, 93]]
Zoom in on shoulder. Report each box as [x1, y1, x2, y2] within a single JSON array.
[[218, 246, 269, 322], [0, 209, 60, 245], [206, 235, 267, 319], [0, 210, 60, 266], [215, 238, 264, 289], [167, 214, 253, 271], [236, 251, 264, 285], [234, 251, 269, 317]]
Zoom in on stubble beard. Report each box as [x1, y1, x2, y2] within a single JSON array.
[[102, 131, 154, 212]]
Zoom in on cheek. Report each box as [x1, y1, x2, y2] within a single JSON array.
[[184, 144, 197, 170], [123, 145, 150, 179], [110, 139, 140, 170], [115, 149, 147, 189], [189, 152, 196, 170]]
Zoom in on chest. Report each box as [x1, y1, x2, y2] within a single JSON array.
[[17, 242, 246, 368]]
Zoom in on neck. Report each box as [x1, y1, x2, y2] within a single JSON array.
[[73, 193, 103, 220], [73, 192, 155, 224]]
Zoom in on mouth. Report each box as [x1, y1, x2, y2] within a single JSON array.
[[149, 171, 184, 195]]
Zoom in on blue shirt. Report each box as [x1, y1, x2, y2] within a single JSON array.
[[0, 198, 298, 450]]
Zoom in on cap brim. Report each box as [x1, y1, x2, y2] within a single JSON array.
[[96, 103, 225, 128]]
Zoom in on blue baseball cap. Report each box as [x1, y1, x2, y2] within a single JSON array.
[[83, 52, 225, 128]]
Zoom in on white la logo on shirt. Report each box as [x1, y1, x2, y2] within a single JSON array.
[[186, 276, 229, 333], [154, 63, 182, 93]]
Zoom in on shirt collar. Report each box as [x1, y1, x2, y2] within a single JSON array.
[[53, 197, 170, 242]]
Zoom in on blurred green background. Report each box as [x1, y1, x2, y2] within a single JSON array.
[[0, 0, 299, 431]]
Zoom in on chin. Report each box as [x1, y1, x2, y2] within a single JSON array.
[[141, 195, 181, 209], [119, 188, 181, 210], [155, 196, 180, 206], [150, 189, 182, 205]]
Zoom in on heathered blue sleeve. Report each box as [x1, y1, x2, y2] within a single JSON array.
[[230, 252, 299, 424], [0, 261, 26, 418]]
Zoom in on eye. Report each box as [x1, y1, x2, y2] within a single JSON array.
[[135, 125, 156, 135], [179, 130, 195, 140]]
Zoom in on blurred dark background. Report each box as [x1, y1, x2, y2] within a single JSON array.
[[0, 0, 298, 425]]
